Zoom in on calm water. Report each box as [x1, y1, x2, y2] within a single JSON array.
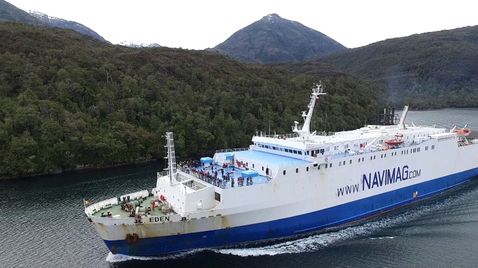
[[2, 108, 478, 268]]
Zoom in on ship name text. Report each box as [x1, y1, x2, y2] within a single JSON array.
[[149, 216, 170, 223]]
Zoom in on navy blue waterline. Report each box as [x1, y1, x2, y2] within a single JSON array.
[[105, 167, 478, 256]]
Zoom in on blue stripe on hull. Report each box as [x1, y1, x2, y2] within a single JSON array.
[[104, 167, 478, 256]]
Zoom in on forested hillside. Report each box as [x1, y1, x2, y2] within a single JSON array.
[[0, 23, 381, 178], [320, 26, 478, 108]]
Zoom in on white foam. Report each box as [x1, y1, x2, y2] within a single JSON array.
[[106, 248, 205, 262]]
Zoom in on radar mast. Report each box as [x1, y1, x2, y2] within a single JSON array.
[[293, 83, 326, 140]]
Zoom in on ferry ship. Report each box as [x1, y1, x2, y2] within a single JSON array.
[[85, 84, 478, 257]]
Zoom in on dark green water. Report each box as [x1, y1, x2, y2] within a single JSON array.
[[2, 108, 478, 267]]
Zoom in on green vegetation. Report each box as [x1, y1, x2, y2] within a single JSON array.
[[0, 23, 381, 178], [320, 26, 478, 108]]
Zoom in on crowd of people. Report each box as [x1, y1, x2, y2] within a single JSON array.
[[178, 160, 254, 188]]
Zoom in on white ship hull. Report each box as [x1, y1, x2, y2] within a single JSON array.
[[87, 135, 478, 256], [85, 85, 478, 256]]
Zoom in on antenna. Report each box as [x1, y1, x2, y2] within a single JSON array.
[[398, 105, 409, 129], [293, 82, 326, 139], [164, 132, 177, 184]]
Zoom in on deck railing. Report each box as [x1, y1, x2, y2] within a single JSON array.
[[215, 147, 249, 153], [254, 131, 334, 139]]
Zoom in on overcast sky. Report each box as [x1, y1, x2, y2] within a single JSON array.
[[7, 0, 478, 49]]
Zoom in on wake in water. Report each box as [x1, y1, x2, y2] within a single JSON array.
[[214, 189, 472, 257], [106, 249, 206, 262], [106, 186, 474, 261]]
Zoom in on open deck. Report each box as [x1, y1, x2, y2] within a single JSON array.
[[91, 196, 170, 219]]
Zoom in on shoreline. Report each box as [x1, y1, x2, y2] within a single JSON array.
[[0, 159, 159, 181]]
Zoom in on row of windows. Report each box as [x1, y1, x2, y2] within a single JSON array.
[[282, 144, 437, 173], [282, 166, 311, 175], [256, 143, 303, 155]]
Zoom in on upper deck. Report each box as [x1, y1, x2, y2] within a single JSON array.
[[251, 124, 448, 163], [180, 150, 309, 189]]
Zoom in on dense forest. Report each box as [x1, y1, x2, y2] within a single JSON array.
[[0, 23, 381, 178], [319, 26, 478, 108]]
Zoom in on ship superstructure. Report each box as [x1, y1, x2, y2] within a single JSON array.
[[85, 83, 478, 257]]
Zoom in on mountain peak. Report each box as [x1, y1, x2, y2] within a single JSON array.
[[214, 14, 346, 64], [262, 13, 283, 22], [0, 0, 106, 41]]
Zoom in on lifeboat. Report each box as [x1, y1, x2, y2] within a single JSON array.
[[454, 128, 471, 136], [385, 133, 404, 147], [385, 139, 404, 146]]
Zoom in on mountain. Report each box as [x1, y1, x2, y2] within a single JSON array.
[[213, 13, 346, 64], [0, 23, 381, 178], [0, 0, 106, 41], [0, 0, 39, 25], [320, 26, 478, 108], [29, 11, 106, 41], [118, 40, 161, 48]]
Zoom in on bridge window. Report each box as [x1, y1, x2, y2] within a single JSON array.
[[350, 160, 352, 164], [296, 168, 299, 173], [306, 167, 309, 172], [215, 192, 221, 202], [432, 145, 435, 150], [283, 170, 286, 175], [425, 146, 428, 151]]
